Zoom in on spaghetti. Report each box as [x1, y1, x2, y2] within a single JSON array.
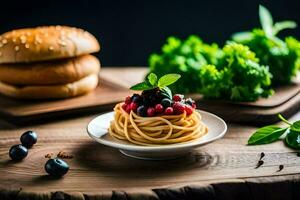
[[108, 103, 208, 146]]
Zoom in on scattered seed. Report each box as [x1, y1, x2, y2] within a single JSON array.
[[45, 153, 53, 159], [57, 151, 74, 159], [259, 152, 265, 160], [277, 164, 284, 172], [255, 160, 264, 169]]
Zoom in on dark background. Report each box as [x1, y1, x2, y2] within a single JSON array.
[[0, 0, 299, 66]]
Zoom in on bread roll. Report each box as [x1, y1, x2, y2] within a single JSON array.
[[0, 55, 100, 85], [0, 26, 100, 63], [0, 74, 98, 99]]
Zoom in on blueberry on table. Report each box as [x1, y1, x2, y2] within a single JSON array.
[[45, 158, 69, 177], [20, 131, 37, 148], [9, 144, 28, 161]]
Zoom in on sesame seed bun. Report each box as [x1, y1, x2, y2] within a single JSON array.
[[0, 74, 99, 99], [0, 26, 100, 63], [0, 55, 100, 85]]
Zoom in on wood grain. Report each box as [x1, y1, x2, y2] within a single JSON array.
[[0, 112, 300, 193], [0, 67, 300, 194], [0, 67, 299, 125]]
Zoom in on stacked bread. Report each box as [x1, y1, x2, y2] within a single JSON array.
[[0, 26, 100, 99]]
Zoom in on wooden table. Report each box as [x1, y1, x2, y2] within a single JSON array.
[[0, 68, 300, 200]]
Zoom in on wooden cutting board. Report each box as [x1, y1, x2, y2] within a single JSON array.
[[0, 67, 299, 125]]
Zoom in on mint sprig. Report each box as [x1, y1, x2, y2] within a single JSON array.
[[130, 73, 181, 91], [248, 114, 300, 149], [232, 5, 297, 42]]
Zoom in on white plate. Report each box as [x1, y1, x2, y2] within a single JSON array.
[[87, 110, 227, 160]]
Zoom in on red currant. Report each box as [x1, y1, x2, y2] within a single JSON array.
[[185, 105, 194, 115], [155, 104, 164, 113], [192, 103, 196, 109], [164, 107, 174, 115], [121, 103, 127, 111], [173, 94, 183, 102], [125, 96, 131, 104], [129, 102, 138, 112], [125, 105, 131, 113], [147, 107, 155, 117], [173, 102, 185, 114]]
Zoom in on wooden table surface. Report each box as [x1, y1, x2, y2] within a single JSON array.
[[0, 67, 300, 198]]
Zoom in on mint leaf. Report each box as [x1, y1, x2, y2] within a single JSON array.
[[273, 21, 297, 35], [161, 86, 172, 99], [231, 31, 253, 42], [278, 114, 292, 125], [158, 74, 181, 88], [147, 73, 158, 86], [291, 121, 300, 131], [285, 129, 300, 149], [259, 5, 274, 38], [130, 82, 155, 91], [248, 126, 287, 145]]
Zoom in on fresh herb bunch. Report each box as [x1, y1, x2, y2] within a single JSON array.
[[149, 36, 222, 93], [148, 5, 299, 102], [130, 73, 181, 91], [232, 5, 300, 84], [248, 114, 300, 149], [199, 42, 273, 101]]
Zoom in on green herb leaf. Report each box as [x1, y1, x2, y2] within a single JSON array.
[[278, 114, 292, 125], [161, 86, 172, 99], [231, 31, 253, 42], [248, 125, 287, 145], [291, 121, 300, 131], [285, 129, 300, 149], [273, 21, 297, 35], [158, 74, 181, 88], [259, 5, 274, 38], [147, 73, 158, 86], [130, 82, 155, 91]]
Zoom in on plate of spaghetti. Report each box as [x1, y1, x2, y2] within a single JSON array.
[[87, 73, 227, 160]]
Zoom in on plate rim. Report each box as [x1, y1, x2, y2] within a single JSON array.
[[87, 109, 227, 152]]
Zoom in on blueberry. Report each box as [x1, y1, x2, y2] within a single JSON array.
[[142, 88, 159, 96], [142, 96, 151, 107], [161, 98, 172, 108], [137, 105, 147, 117], [20, 131, 37, 148], [148, 94, 158, 105], [185, 98, 195, 106], [131, 94, 141, 103], [45, 158, 69, 177], [9, 144, 28, 161]]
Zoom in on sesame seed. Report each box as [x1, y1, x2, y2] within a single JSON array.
[[58, 40, 67, 47], [12, 38, 17, 43], [14, 46, 20, 51], [49, 46, 54, 51], [2, 39, 7, 44], [26, 32, 31, 36], [35, 38, 42, 44], [55, 26, 62, 30], [25, 44, 30, 49]]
